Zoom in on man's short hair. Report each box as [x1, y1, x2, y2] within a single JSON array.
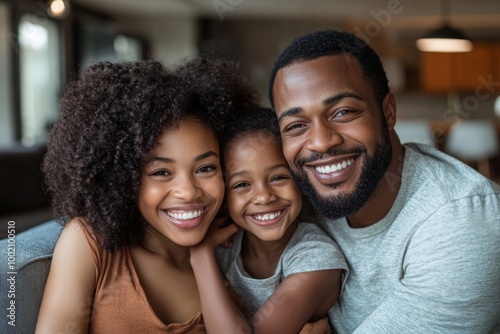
[[269, 30, 389, 109]]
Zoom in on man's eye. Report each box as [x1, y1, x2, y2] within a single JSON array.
[[334, 109, 360, 120], [336, 109, 353, 116], [285, 123, 305, 132]]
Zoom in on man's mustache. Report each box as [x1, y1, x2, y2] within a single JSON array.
[[295, 146, 367, 167]]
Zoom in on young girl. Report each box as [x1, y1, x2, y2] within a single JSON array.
[[190, 107, 348, 333], [36, 60, 253, 333]]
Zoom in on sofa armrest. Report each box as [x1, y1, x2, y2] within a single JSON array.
[[0, 220, 63, 334]]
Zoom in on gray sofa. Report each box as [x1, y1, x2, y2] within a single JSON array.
[[0, 220, 63, 334]]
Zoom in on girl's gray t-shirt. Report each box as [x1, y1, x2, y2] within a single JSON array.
[[216, 222, 348, 315]]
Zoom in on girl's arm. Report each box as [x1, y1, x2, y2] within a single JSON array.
[[36, 221, 97, 334], [191, 221, 342, 334], [251, 269, 341, 333]]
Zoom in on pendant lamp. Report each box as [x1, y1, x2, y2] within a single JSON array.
[[47, 0, 71, 19], [416, 0, 472, 53]]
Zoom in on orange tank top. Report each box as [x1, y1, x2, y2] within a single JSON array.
[[79, 223, 206, 333]]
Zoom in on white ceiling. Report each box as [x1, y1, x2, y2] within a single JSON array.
[[72, 0, 500, 29]]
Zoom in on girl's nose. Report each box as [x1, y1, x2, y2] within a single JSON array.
[[251, 183, 277, 205]]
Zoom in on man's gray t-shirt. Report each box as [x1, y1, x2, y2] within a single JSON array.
[[216, 222, 347, 315], [319, 143, 500, 333]]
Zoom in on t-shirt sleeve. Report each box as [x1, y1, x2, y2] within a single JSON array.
[[283, 223, 348, 278], [215, 229, 243, 274]]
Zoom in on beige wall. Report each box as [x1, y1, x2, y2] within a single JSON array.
[[199, 18, 343, 106], [200, 18, 499, 120], [117, 15, 199, 66]]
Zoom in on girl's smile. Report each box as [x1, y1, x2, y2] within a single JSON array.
[[225, 132, 302, 242]]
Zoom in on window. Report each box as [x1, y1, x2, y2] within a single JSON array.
[[0, 2, 14, 146], [19, 13, 61, 146], [79, 22, 144, 68]]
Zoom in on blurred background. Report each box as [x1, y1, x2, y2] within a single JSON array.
[[1, 0, 500, 235]]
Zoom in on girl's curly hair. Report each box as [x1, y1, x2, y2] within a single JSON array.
[[44, 59, 256, 251]]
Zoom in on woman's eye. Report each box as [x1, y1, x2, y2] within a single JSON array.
[[150, 169, 170, 177]]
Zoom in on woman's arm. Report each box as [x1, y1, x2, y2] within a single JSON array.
[[36, 221, 97, 334], [190, 222, 252, 333]]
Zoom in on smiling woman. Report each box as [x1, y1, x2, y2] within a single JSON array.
[[138, 117, 224, 246], [36, 58, 257, 333]]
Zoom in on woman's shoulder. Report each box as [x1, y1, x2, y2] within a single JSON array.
[[62, 218, 99, 246], [57, 217, 106, 268]]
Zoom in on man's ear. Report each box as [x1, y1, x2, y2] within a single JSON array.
[[382, 92, 397, 130]]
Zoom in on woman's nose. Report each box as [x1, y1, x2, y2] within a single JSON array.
[[171, 174, 201, 201]]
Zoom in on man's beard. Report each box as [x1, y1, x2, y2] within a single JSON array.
[[292, 128, 392, 221]]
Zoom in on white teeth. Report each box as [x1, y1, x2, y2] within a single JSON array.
[[254, 210, 282, 221], [167, 209, 204, 220], [315, 158, 354, 174]]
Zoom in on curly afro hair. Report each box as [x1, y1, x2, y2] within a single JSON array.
[[43, 59, 250, 252], [269, 29, 389, 109], [174, 55, 259, 137]]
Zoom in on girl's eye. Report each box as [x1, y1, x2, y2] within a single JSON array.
[[271, 175, 289, 182], [233, 182, 250, 189], [197, 164, 217, 174]]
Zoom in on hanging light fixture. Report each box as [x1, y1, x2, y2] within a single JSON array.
[[47, 0, 71, 19], [416, 0, 472, 53]]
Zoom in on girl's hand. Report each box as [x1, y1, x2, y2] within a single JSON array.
[[191, 216, 239, 256]]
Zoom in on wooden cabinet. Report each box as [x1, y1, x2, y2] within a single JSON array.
[[493, 44, 500, 83], [420, 52, 453, 92], [420, 43, 500, 92]]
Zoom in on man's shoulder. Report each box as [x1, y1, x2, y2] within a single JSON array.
[[403, 143, 500, 200], [372, 144, 500, 242]]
